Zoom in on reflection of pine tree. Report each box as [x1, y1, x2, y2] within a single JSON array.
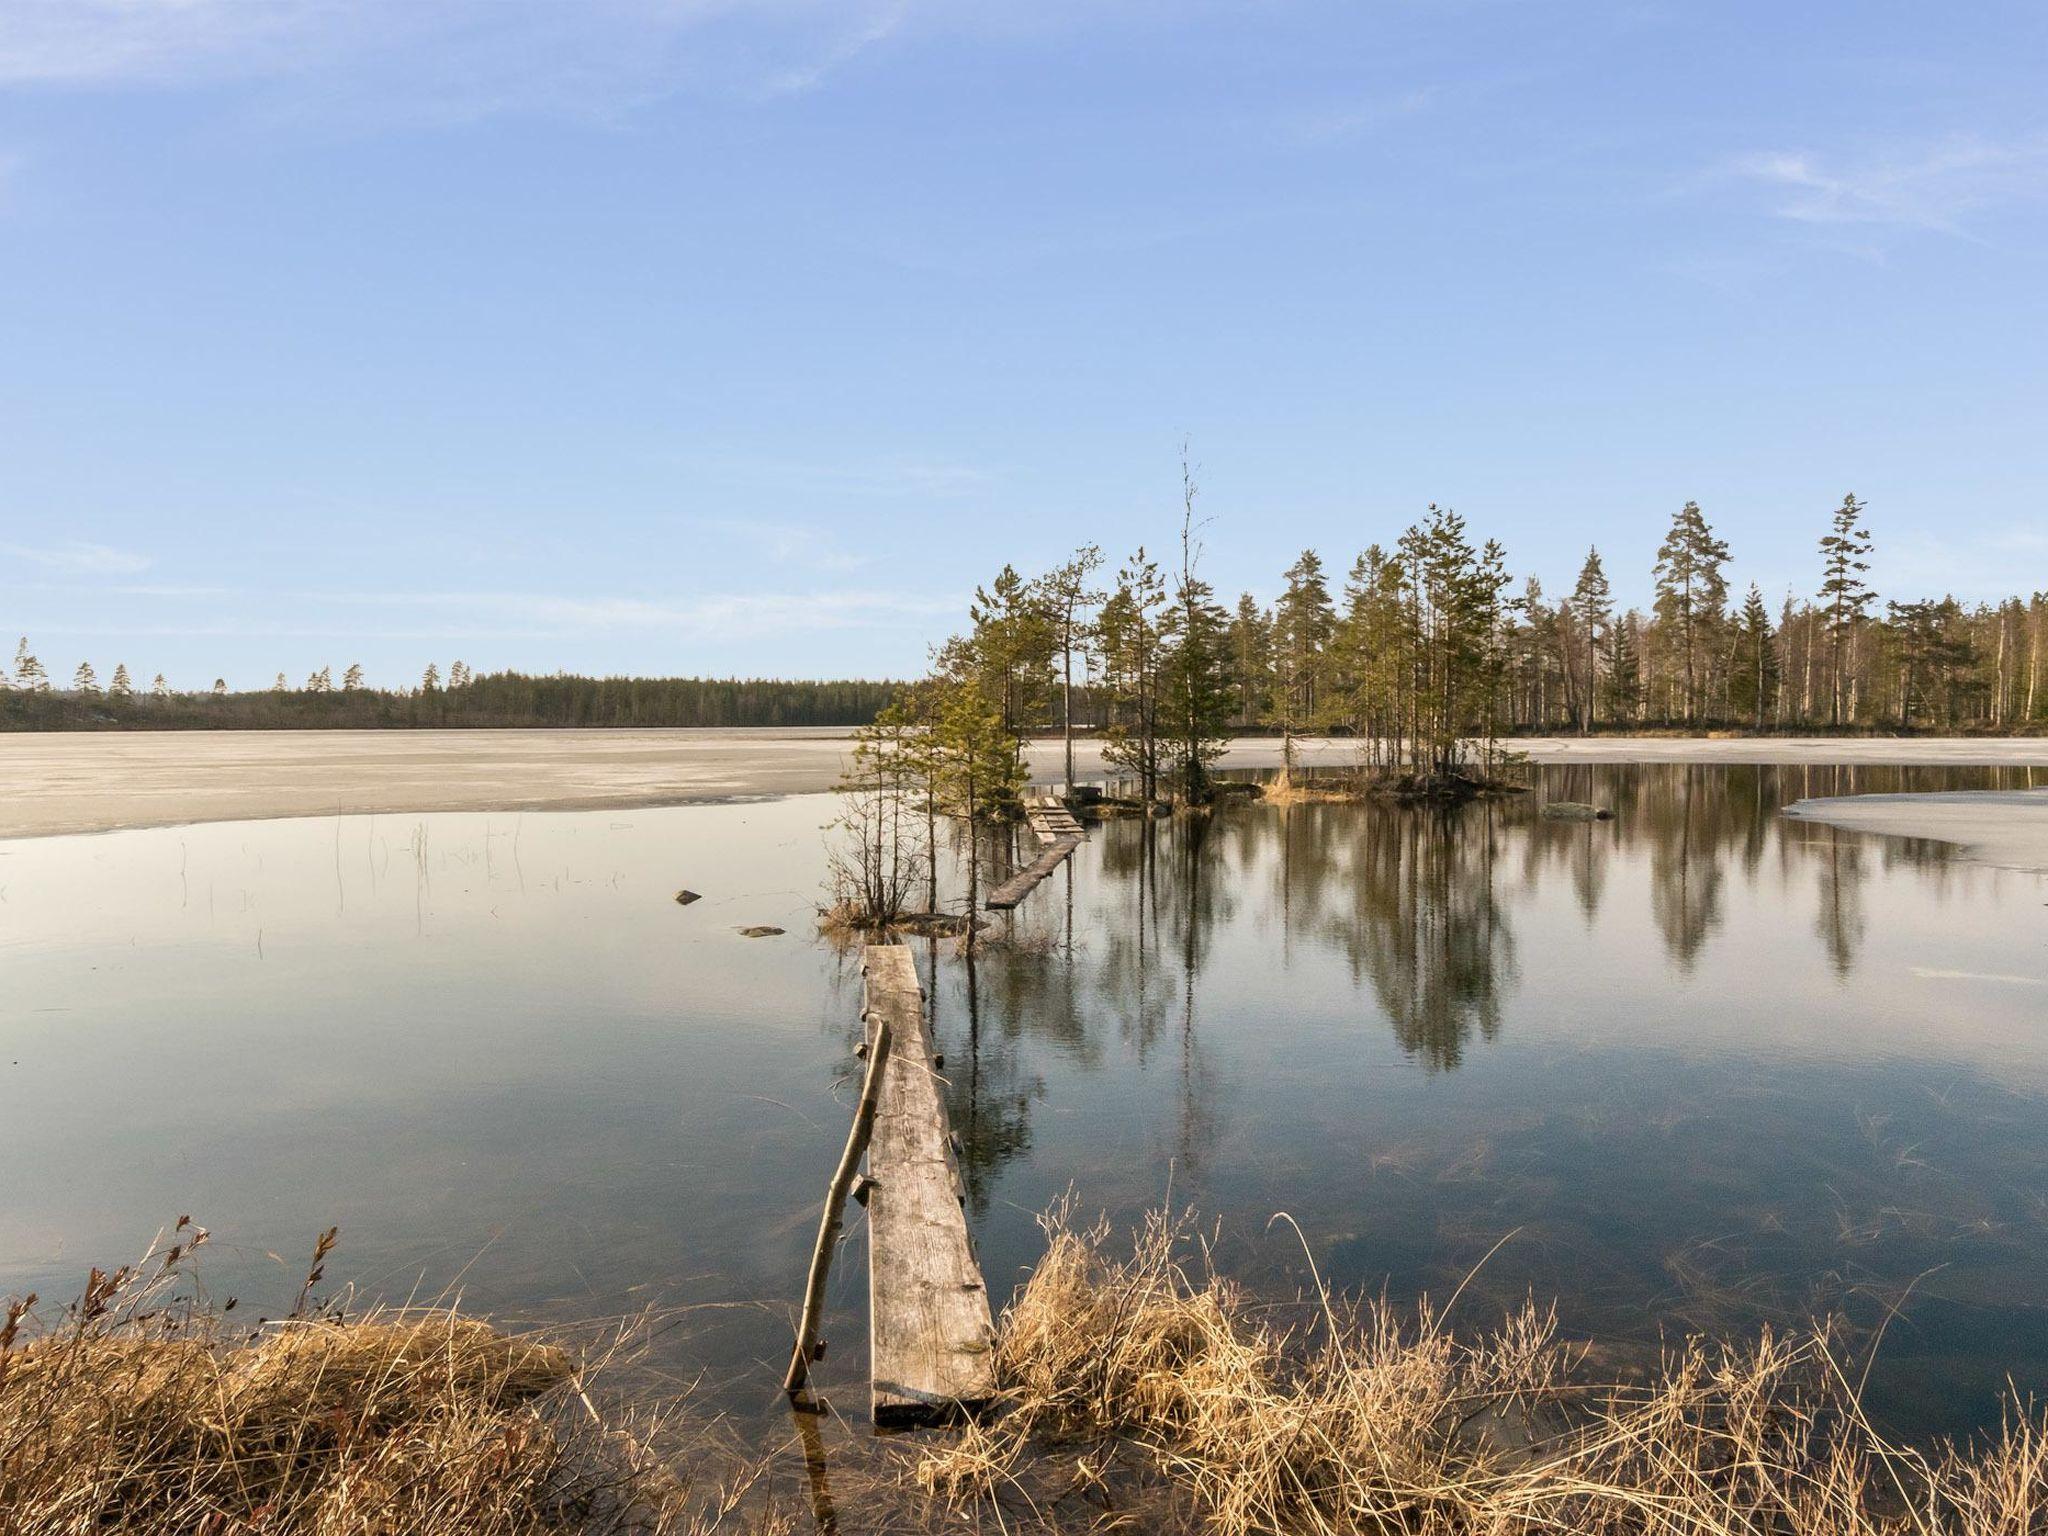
[[1309, 800, 1516, 1071], [1650, 767, 1725, 972], [1813, 827, 1866, 978]]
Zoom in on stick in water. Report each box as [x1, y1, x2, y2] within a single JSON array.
[[784, 1007, 894, 1394]]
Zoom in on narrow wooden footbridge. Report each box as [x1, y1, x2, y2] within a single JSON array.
[[785, 945, 998, 1425]]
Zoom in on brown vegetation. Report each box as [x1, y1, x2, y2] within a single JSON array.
[[0, 1223, 766, 1536], [911, 1206, 2047, 1535]]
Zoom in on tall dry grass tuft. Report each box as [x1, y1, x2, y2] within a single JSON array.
[[913, 1204, 2048, 1535], [0, 1221, 777, 1536]]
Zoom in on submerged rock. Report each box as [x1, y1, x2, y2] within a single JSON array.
[[1541, 801, 1613, 821], [674, 889, 702, 905], [736, 925, 786, 938]]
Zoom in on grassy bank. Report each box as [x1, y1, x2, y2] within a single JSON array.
[[0, 1223, 762, 1536], [7, 1211, 2045, 1534]]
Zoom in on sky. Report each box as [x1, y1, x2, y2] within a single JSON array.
[[1, 0, 2044, 689]]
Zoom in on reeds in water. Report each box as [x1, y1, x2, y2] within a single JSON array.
[[913, 1205, 2047, 1535]]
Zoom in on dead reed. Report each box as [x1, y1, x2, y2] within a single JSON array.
[[910, 1204, 2047, 1535], [0, 1221, 776, 1536]]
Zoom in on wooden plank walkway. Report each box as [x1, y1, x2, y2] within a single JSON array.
[[983, 796, 1087, 911], [983, 835, 1082, 910], [863, 945, 997, 1426]]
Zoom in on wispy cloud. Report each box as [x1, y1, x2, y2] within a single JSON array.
[[273, 586, 958, 639], [702, 518, 873, 573], [0, 0, 919, 115], [1275, 87, 1439, 148], [763, 0, 907, 96], [1, 540, 152, 575], [1723, 134, 2048, 234]]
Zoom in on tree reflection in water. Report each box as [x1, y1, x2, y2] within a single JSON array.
[[916, 761, 2024, 1214]]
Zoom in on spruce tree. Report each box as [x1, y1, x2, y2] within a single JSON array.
[[1228, 592, 1273, 730], [1272, 549, 1336, 768], [1569, 548, 1612, 733], [1605, 613, 1643, 722], [1728, 583, 1779, 730]]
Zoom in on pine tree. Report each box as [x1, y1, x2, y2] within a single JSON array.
[[1569, 548, 1612, 734], [74, 661, 100, 697], [422, 663, 441, 692], [449, 660, 471, 689], [968, 564, 1053, 742], [929, 635, 1028, 911], [343, 663, 365, 692], [1727, 583, 1779, 730], [1099, 548, 1168, 803], [274, 672, 288, 695], [1156, 452, 1233, 801], [213, 678, 228, 696], [14, 637, 50, 693], [1652, 500, 1731, 722], [1818, 494, 1873, 725], [109, 663, 133, 699], [307, 666, 332, 693], [1035, 546, 1104, 794], [152, 673, 170, 700]]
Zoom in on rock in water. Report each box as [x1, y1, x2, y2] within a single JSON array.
[[1540, 801, 1613, 821], [736, 925, 786, 938], [674, 889, 702, 905]]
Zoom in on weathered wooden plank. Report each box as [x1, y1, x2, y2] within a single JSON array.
[[983, 834, 1082, 910], [864, 945, 996, 1426]]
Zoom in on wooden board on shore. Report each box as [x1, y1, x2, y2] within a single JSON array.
[[863, 945, 997, 1426], [983, 834, 1082, 910]]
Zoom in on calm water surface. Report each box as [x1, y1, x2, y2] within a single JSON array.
[[3, 764, 2045, 1440]]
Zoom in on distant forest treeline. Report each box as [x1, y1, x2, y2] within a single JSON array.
[[0, 660, 902, 730], [9, 492, 2047, 738]]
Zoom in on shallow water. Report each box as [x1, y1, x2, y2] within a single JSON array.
[[2, 763, 2045, 1440]]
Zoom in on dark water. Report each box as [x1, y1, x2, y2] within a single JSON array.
[[3, 764, 2045, 1442]]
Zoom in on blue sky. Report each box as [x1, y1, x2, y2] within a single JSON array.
[[2, 0, 2044, 688]]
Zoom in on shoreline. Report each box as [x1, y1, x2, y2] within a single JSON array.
[[4, 727, 2047, 840]]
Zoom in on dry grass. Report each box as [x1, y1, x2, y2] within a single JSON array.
[[910, 1205, 2048, 1535], [0, 1222, 777, 1536]]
